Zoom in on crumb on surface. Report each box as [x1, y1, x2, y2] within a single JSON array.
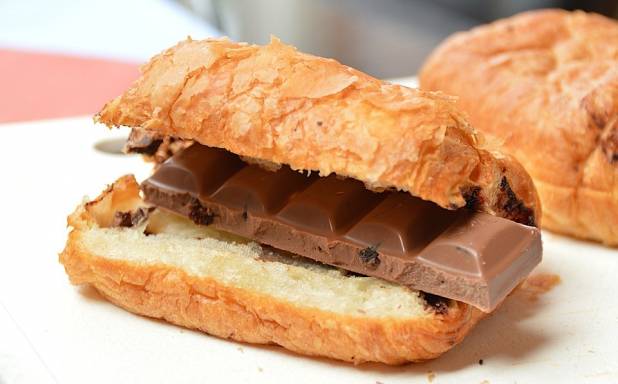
[[519, 273, 561, 301], [427, 371, 436, 383]]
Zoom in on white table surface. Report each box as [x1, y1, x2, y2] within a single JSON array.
[[0, 111, 617, 383]]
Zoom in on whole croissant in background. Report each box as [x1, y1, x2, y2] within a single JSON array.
[[420, 9, 618, 245]]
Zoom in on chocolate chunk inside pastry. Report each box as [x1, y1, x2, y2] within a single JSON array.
[[60, 37, 542, 364], [420, 9, 618, 245]]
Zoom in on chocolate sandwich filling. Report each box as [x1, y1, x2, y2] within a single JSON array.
[[140, 143, 542, 312]]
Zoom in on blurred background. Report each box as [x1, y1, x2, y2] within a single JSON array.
[[1, 0, 617, 122], [185, 0, 618, 77]]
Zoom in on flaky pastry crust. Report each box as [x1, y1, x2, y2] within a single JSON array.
[[96, 37, 540, 225], [59, 176, 485, 364], [420, 9, 618, 244]]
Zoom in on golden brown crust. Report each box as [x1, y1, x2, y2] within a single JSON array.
[[59, 175, 485, 364], [420, 9, 618, 244], [60, 239, 483, 364], [96, 37, 540, 225]]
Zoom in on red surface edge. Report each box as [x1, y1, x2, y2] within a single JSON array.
[[0, 49, 139, 123]]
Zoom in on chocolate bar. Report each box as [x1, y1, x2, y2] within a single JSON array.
[[141, 143, 542, 311]]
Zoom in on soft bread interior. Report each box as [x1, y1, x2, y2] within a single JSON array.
[[80, 211, 435, 318]]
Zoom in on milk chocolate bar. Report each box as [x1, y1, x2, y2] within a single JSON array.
[[141, 144, 542, 312]]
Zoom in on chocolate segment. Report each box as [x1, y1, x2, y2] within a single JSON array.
[[212, 165, 314, 215], [277, 175, 385, 236], [141, 143, 542, 312], [344, 192, 456, 255], [147, 145, 244, 195]]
